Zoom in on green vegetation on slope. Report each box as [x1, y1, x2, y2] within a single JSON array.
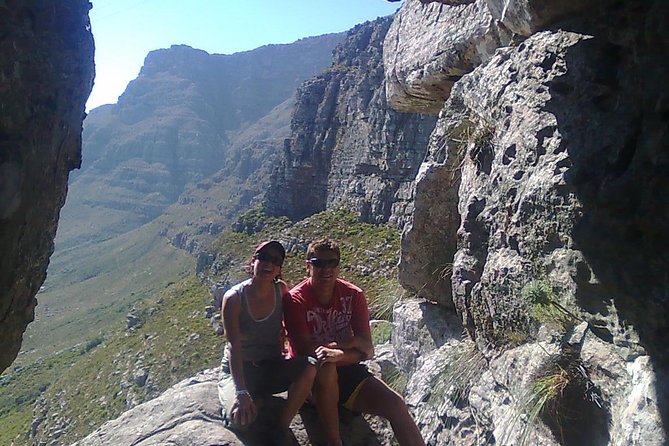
[[21, 221, 194, 363], [212, 208, 404, 319], [27, 277, 221, 445], [0, 349, 81, 446], [2, 208, 403, 445]]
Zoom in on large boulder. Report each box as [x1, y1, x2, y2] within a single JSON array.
[[383, 0, 510, 113], [0, 0, 94, 373], [72, 367, 394, 446]]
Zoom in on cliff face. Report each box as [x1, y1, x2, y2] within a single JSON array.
[[0, 0, 94, 373], [266, 17, 437, 228], [391, 0, 668, 444]]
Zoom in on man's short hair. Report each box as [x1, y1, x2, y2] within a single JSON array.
[[306, 239, 340, 260]]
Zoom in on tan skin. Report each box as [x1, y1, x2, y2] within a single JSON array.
[[222, 246, 316, 429], [290, 248, 425, 446]]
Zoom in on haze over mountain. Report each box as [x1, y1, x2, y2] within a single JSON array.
[[56, 34, 344, 253]]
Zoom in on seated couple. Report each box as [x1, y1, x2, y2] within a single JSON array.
[[218, 239, 425, 446]]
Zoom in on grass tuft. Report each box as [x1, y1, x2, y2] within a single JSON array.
[[428, 342, 487, 407], [521, 280, 576, 332]]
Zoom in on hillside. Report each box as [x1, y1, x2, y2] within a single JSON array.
[[10, 208, 402, 445], [31, 33, 342, 358]]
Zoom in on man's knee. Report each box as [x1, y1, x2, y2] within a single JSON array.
[[315, 362, 337, 381], [313, 363, 338, 397]]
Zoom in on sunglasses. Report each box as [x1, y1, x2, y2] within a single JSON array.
[[254, 251, 283, 267], [307, 257, 340, 268]]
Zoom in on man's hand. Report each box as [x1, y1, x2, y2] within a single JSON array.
[[230, 393, 257, 426], [315, 345, 344, 364]]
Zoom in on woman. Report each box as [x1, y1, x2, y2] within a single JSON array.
[[218, 240, 316, 434]]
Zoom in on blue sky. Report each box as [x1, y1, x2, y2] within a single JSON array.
[[87, 0, 401, 110]]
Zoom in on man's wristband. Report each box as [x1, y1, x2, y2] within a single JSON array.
[[235, 389, 250, 397]]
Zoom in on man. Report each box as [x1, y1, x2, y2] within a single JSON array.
[[284, 239, 425, 446]]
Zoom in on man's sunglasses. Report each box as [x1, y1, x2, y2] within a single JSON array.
[[307, 257, 340, 268], [254, 251, 283, 267]]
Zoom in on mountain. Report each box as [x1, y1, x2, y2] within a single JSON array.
[[56, 35, 344, 252], [266, 17, 437, 228]]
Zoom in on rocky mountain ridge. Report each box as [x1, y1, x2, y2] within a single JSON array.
[[56, 34, 344, 253], [266, 17, 437, 228]]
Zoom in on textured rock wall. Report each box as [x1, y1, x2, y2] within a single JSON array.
[[0, 0, 94, 373], [266, 17, 437, 228], [390, 0, 668, 444]]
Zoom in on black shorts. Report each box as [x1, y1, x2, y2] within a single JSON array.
[[337, 364, 372, 409], [244, 356, 315, 396]]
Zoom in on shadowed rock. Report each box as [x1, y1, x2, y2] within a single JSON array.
[[0, 0, 94, 373]]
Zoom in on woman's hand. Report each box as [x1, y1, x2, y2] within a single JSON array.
[[315, 345, 344, 364], [230, 392, 257, 426]]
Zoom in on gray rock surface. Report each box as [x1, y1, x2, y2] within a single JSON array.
[[71, 369, 236, 446], [266, 17, 437, 228], [383, 0, 510, 113], [393, 0, 669, 443], [72, 367, 394, 446], [0, 0, 94, 373], [396, 324, 665, 445], [392, 298, 463, 373]]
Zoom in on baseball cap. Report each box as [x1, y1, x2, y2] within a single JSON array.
[[254, 240, 286, 261]]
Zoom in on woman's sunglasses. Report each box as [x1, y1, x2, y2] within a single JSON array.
[[254, 251, 283, 267], [307, 257, 340, 268]]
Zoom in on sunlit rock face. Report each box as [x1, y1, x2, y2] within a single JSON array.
[[266, 17, 437, 228], [0, 0, 94, 373], [383, 0, 511, 114], [393, 0, 669, 443]]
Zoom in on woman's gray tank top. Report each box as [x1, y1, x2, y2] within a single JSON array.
[[223, 278, 284, 364]]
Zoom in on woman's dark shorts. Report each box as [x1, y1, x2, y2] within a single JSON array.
[[244, 356, 315, 396]]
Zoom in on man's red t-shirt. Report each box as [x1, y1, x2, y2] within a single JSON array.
[[284, 278, 370, 357]]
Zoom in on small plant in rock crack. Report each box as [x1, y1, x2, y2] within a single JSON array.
[[428, 342, 487, 408], [508, 349, 609, 446], [433, 263, 453, 282], [522, 279, 578, 332], [385, 368, 409, 395]]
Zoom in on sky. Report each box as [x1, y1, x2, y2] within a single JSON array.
[[87, 0, 402, 111]]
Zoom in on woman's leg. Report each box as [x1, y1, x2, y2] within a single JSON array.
[[278, 362, 317, 429], [314, 362, 342, 446]]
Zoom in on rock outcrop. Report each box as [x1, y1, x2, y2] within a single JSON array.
[[392, 0, 669, 444], [0, 0, 94, 373], [384, 0, 510, 113], [266, 17, 437, 228], [71, 367, 394, 446]]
